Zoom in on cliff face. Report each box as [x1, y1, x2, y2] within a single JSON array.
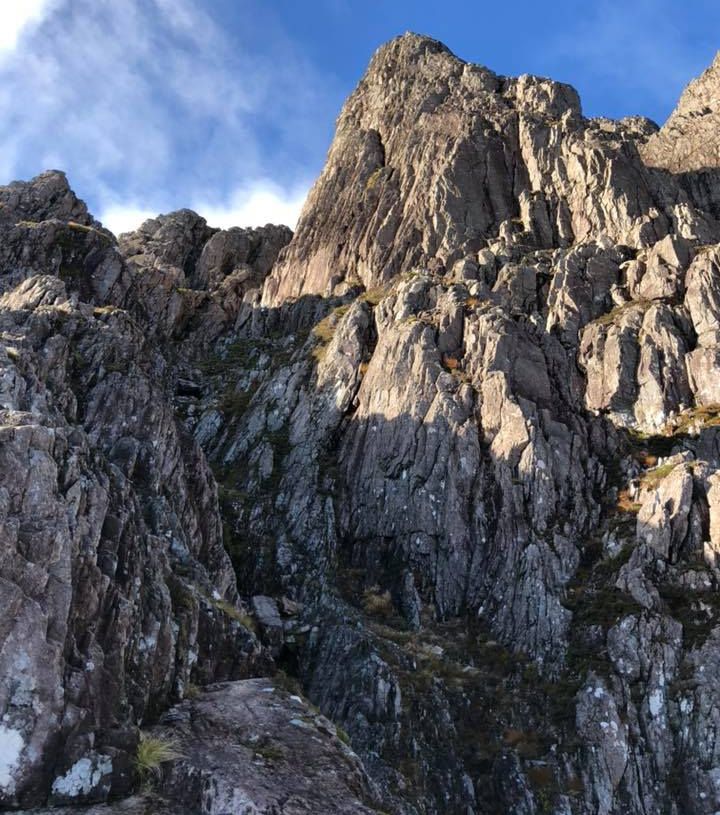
[[4, 32, 720, 815], [641, 52, 720, 173], [0, 173, 273, 808], [263, 35, 719, 305]]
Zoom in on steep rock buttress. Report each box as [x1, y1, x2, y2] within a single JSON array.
[[5, 32, 720, 815]]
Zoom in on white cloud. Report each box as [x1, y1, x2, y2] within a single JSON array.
[[0, 0, 337, 226], [97, 203, 157, 237], [99, 179, 310, 236], [0, 0, 55, 53], [193, 180, 309, 231]]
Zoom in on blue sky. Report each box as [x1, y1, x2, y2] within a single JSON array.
[[1, 1, 718, 234]]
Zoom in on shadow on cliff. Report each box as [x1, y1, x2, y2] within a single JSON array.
[[180, 286, 720, 815], [205, 290, 626, 668]]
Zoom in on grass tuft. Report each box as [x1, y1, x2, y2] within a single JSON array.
[[640, 462, 679, 490], [135, 734, 183, 779], [362, 587, 395, 619], [359, 286, 389, 306]]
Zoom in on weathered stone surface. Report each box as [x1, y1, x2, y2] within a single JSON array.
[[17, 682, 378, 815], [263, 35, 718, 307], [636, 460, 694, 560], [546, 243, 625, 345], [150, 679, 380, 814], [10, 31, 720, 815], [118, 211, 291, 344], [634, 234, 693, 301], [579, 302, 645, 423], [642, 52, 720, 173], [0, 170, 97, 227], [0, 181, 268, 808]]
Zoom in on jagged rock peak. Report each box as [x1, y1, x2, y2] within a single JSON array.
[[263, 33, 719, 307], [0, 170, 97, 227], [364, 31, 582, 117], [118, 207, 292, 303], [641, 50, 720, 172], [9, 34, 720, 815], [370, 31, 455, 63]]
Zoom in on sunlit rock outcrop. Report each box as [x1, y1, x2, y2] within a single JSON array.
[[6, 33, 720, 815]]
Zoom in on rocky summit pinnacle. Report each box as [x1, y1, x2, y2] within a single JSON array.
[[641, 50, 720, 172], [262, 32, 718, 308], [3, 33, 720, 815]]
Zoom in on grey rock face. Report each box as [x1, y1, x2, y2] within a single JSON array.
[[0, 170, 98, 227], [150, 679, 380, 814], [262, 34, 718, 307], [198, 36, 720, 815], [118, 210, 291, 344], [641, 52, 720, 173], [10, 31, 720, 815], [17, 680, 378, 815], [0, 177, 269, 808]]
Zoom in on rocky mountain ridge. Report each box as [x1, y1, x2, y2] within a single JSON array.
[[3, 31, 720, 815]]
